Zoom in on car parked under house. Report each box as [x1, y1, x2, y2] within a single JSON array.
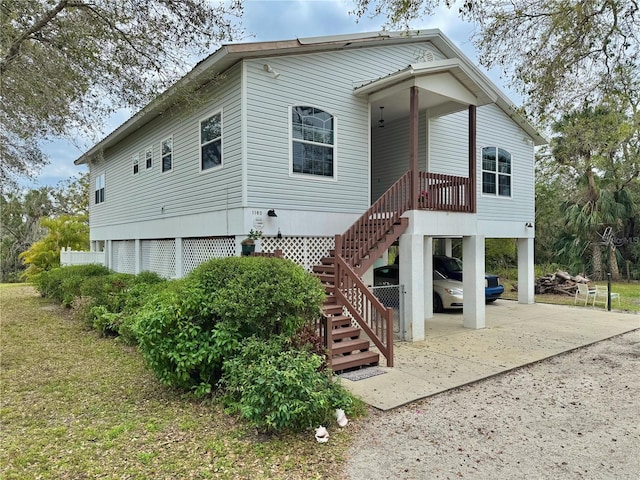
[[74, 30, 545, 370]]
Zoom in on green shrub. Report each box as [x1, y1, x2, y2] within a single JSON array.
[[33, 264, 111, 303], [189, 256, 325, 337], [134, 281, 230, 394], [134, 257, 326, 395], [222, 336, 354, 433]]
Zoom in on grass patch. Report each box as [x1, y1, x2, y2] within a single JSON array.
[[500, 278, 640, 313], [0, 285, 356, 479]]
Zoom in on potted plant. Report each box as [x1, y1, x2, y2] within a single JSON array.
[[241, 229, 263, 256]]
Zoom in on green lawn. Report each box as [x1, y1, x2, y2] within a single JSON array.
[[0, 285, 353, 480], [501, 278, 640, 313]]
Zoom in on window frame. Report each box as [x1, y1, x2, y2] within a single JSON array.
[[132, 154, 139, 175], [199, 110, 223, 172], [289, 105, 337, 181], [161, 136, 173, 173], [145, 146, 153, 170], [94, 173, 105, 205], [481, 146, 512, 198]]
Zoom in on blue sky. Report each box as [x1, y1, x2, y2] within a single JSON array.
[[33, 0, 513, 188]]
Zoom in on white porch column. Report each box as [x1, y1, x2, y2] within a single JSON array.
[[444, 238, 453, 257], [399, 233, 425, 341], [424, 237, 434, 319], [175, 237, 184, 279], [106, 240, 112, 270], [517, 237, 535, 304], [134, 239, 142, 274], [462, 235, 485, 329]]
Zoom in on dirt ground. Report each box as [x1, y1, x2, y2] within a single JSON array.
[[345, 330, 640, 480]]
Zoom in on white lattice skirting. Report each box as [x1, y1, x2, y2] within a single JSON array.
[[111, 240, 136, 274], [82, 236, 333, 277], [141, 239, 176, 279], [261, 236, 334, 272], [183, 237, 236, 275]]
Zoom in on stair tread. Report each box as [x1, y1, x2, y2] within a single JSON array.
[[331, 338, 370, 355], [331, 326, 361, 339], [331, 351, 380, 371]]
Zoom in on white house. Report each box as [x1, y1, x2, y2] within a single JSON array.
[[76, 30, 545, 370]]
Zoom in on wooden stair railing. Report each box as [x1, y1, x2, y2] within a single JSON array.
[[333, 247, 393, 367], [327, 171, 416, 369], [339, 170, 413, 274]]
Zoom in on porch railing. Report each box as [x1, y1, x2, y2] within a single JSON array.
[[419, 171, 475, 212]]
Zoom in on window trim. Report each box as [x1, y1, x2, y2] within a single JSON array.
[[288, 105, 338, 181], [161, 136, 173, 173], [132, 154, 139, 175], [199, 109, 223, 173], [145, 146, 153, 170], [480, 146, 512, 198], [94, 173, 105, 205]]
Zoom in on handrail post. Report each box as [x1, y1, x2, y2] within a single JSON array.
[[468, 105, 476, 212]]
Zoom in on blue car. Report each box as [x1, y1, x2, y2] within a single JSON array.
[[433, 255, 504, 303]]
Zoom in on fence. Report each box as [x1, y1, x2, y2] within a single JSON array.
[[60, 247, 105, 267], [370, 284, 406, 341]]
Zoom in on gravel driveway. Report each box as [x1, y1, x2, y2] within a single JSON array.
[[345, 330, 640, 480]]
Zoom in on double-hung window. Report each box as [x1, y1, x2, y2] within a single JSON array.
[[94, 173, 105, 204], [200, 112, 222, 171], [291, 106, 335, 178], [132, 154, 139, 175], [145, 147, 153, 169], [482, 147, 511, 197], [161, 137, 173, 172]]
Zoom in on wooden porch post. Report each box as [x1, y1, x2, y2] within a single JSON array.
[[468, 104, 477, 213], [410, 86, 420, 210]]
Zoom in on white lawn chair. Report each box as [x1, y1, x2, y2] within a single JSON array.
[[574, 283, 596, 306], [592, 285, 621, 307]]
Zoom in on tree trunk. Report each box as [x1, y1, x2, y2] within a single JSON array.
[[609, 245, 620, 280], [591, 241, 604, 280]]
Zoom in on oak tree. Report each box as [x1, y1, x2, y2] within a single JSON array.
[[1, 0, 243, 187]]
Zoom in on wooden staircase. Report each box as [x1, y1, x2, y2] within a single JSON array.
[[313, 254, 380, 372]]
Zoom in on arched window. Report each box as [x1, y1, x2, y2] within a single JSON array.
[[482, 147, 511, 197], [291, 106, 335, 178]]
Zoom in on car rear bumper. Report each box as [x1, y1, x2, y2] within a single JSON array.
[[485, 285, 504, 301]]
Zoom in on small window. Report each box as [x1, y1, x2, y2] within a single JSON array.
[[145, 147, 153, 169], [291, 106, 335, 178], [161, 137, 173, 172], [200, 112, 222, 170], [132, 154, 139, 175], [482, 147, 511, 197], [94, 173, 105, 204]]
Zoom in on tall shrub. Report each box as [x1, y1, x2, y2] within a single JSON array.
[[134, 257, 326, 395]]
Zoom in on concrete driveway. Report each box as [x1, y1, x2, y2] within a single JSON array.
[[341, 301, 640, 410]]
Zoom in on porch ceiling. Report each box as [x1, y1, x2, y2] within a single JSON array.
[[355, 59, 497, 123]]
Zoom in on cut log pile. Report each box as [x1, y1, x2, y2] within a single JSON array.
[[512, 271, 592, 296], [535, 271, 592, 296]]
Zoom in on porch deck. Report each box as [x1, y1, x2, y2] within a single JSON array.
[[341, 301, 639, 410]]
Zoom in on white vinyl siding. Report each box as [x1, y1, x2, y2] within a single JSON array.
[[371, 113, 427, 201], [244, 42, 444, 213], [89, 63, 243, 230], [429, 104, 534, 221]]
